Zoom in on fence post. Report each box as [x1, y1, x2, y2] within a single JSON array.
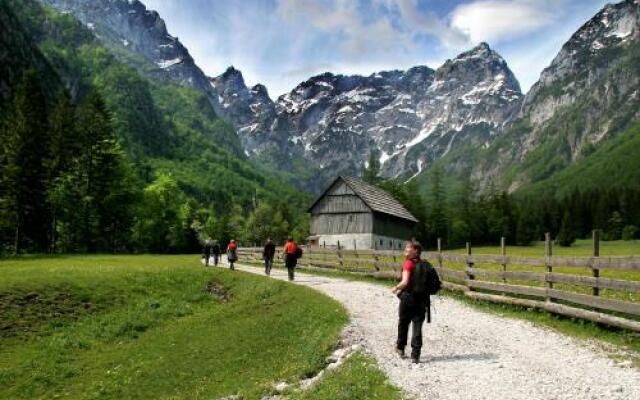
[[466, 242, 474, 291], [593, 229, 600, 296], [545, 232, 553, 301], [337, 240, 343, 269], [373, 241, 380, 272], [437, 238, 443, 271], [501, 237, 507, 284]]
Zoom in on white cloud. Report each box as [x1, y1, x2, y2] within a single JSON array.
[[450, 0, 560, 44], [387, 0, 470, 48], [275, 0, 413, 59]]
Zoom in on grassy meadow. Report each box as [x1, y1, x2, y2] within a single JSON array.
[[0, 255, 351, 399]]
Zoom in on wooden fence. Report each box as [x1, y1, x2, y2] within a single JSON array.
[[237, 232, 640, 332]]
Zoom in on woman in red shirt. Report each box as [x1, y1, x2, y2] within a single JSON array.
[[391, 240, 426, 364]]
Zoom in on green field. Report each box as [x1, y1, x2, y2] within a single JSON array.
[[0, 255, 353, 399]]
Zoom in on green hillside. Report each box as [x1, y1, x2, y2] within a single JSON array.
[[0, 0, 311, 254], [517, 122, 640, 198]]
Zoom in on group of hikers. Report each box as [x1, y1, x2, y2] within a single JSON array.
[[202, 237, 440, 364], [202, 237, 303, 281]]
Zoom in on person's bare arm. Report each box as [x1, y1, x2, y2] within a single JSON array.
[[392, 269, 411, 294]]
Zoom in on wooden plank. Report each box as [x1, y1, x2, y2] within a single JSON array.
[[466, 291, 544, 309], [547, 289, 640, 316], [435, 267, 467, 280], [595, 277, 640, 293], [373, 270, 400, 280], [465, 293, 640, 333], [544, 302, 640, 333], [593, 257, 640, 271], [443, 281, 468, 293], [467, 280, 547, 298], [466, 268, 546, 282], [546, 273, 640, 292], [308, 260, 341, 269], [593, 230, 600, 297]]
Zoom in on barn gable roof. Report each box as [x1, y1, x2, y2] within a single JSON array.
[[308, 176, 418, 223]]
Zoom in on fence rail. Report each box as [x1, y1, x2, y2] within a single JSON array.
[[237, 232, 640, 332]]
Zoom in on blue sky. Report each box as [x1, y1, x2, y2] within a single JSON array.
[[142, 0, 611, 97]]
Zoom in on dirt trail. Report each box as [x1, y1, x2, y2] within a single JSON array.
[[213, 260, 640, 400]]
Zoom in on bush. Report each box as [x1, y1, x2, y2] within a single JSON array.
[[622, 225, 638, 241]]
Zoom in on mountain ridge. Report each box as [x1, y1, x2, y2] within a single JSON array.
[[37, 0, 640, 194]]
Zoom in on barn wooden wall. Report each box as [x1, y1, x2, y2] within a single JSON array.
[[310, 213, 373, 235], [310, 179, 415, 241]]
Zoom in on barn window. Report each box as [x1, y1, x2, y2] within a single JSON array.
[[380, 239, 383, 246]]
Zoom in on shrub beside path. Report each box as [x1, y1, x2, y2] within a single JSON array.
[[219, 261, 640, 400]]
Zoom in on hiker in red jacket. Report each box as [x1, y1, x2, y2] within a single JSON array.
[[226, 239, 238, 270], [283, 237, 299, 281], [392, 239, 427, 364]]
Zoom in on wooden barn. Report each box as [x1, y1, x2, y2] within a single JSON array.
[[307, 176, 418, 250]]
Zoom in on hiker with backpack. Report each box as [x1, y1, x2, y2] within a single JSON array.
[[283, 237, 302, 281], [202, 240, 212, 267], [211, 240, 221, 267], [263, 238, 276, 276], [391, 239, 441, 364], [226, 239, 238, 270]]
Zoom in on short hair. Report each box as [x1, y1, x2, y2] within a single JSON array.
[[406, 239, 422, 256], [287, 236, 293, 241]]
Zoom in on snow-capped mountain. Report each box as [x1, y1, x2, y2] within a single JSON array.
[[213, 43, 522, 183], [40, 0, 640, 192], [523, 0, 639, 127]]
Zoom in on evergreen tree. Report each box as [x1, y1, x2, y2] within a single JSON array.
[[46, 90, 78, 251], [0, 70, 50, 253], [556, 211, 576, 247], [50, 91, 137, 252], [362, 148, 381, 184], [428, 167, 448, 244]]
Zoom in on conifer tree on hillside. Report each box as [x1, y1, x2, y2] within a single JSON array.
[[0, 70, 50, 253]]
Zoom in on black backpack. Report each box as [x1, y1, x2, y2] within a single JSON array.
[[294, 246, 303, 259], [411, 261, 441, 296]]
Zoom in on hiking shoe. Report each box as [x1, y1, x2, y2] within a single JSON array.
[[411, 356, 420, 364], [395, 348, 406, 359]]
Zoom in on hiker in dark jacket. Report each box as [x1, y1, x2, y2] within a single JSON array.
[[263, 238, 276, 276], [391, 239, 428, 364], [227, 240, 238, 270], [283, 237, 298, 281], [202, 240, 212, 267], [211, 240, 221, 267]]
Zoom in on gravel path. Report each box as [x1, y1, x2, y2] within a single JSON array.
[[215, 261, 640, 400]]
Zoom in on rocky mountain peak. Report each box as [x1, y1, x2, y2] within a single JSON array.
[[250, 84, 272, 102], [435, 42, 519, 93], [221, 66, 242, 80], [522, 0, 639, 126], [41, 0, 213, 95]]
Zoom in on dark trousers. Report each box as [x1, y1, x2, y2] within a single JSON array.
[[285, 255, 297, 281], [264, 257, 273, 275], [213, 254, 219, 266], [204, 254, 211, 267], [397, 292, 428, 358]]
